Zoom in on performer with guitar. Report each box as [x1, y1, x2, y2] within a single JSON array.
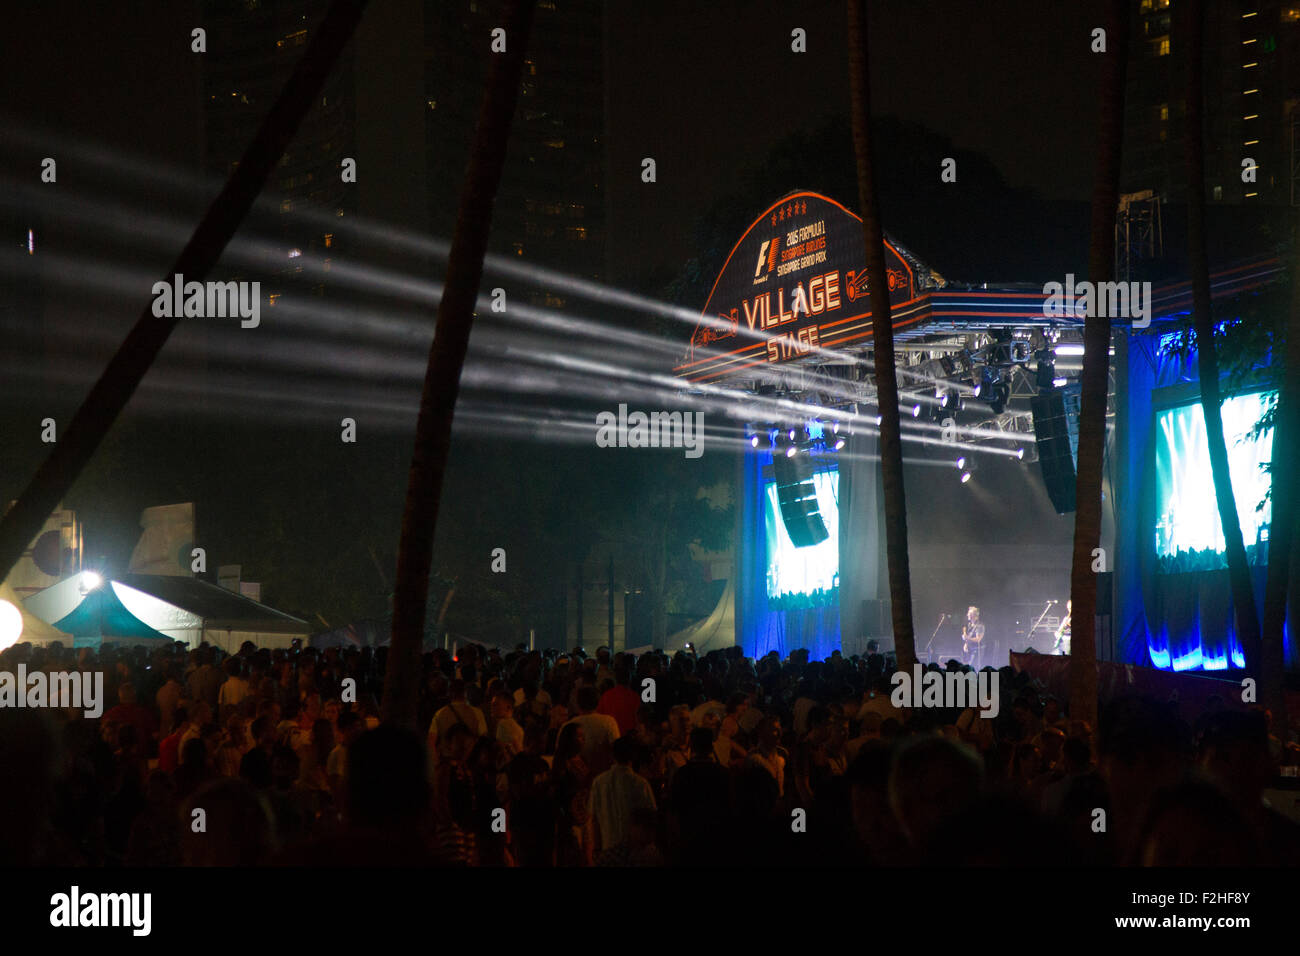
[[961, 605, 985, 667], [1053, 599, 1072, 655]]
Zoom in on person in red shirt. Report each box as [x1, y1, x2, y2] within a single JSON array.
[[103, 683, 159, 752], [158, 705, 190, 773], [597, 665, 640, 735]]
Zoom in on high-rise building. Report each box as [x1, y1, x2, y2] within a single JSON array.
[[1124, 0, 1300, 205], [201, 0, 358, 301], [424, 0, 606, 306]]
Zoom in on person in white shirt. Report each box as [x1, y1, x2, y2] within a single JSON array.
[[587, 735, 656, 857], [218, 657, 252, 720], [491, 689, 525, 758], [563, 685, 620, 774]]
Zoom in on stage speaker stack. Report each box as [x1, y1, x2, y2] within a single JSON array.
[[771, 452, 829, 547], [1030, 383, 1081, 515]]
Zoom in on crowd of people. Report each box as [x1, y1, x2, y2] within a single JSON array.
[[1, 636, 1296, 867]]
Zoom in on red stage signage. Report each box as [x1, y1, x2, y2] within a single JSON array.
[[685, 192, 918, 367]]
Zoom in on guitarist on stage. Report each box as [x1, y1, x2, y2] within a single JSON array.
[[1053, 599, 1072, 655], [961, 605, 985, 668]]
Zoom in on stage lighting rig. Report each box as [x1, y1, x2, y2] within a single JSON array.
[[1034, 347, 1057, 391]]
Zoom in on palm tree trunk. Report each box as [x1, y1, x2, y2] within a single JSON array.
[[1184, 0, 1263, 676], [847, 0, 915, 673], [0, 0, 369, 583], [1069, 0, 1129, 732], [382, 0, 537, 728], [1260, 213, 1300, 740]]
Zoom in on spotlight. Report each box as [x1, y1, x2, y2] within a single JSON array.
[[82, 571, 102, 590], [1052, 377, 1067, 388], [955, 456, 966, 469], [1016, 447, 1025, 460], [785, 444, 798, 458], [960, 471, 972, 483], [912, 404, 922, 417], [833, 432, 847, 451], [875, 415, 883, 426], [1054, 343, 1085, 356], [750, 433, 760, 448]]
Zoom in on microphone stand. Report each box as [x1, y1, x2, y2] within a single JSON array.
[[923, 613, 946, 663], [1028, 601, 1054, 650]]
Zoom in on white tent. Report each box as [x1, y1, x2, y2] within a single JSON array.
[[665, 577, 735, 654]]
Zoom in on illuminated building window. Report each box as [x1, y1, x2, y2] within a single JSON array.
[[277, 29, 307, 49], [567, 226, 588, 240], [1156, 36, 1170, 56], [337, 208, 345, 216], [527, 60, 537, 75], [546, 139, 565, 149], [1283, 8, 1300, 23], [543, 293, 565, 307], [427, 98, 438, 110], [289, 248, 302, 258], [269, 293, 280, 306], [513, 242, 524, 256], [324, 233, 333, 248], [1213, 186, 1223, 200], [1158, 103, 1169, 121], [281, 199, 293, 213], [323, 258, 331, 271]]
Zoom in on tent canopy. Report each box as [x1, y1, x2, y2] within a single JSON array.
[[51, 585, 175, 647]]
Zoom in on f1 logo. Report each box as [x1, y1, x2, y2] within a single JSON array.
[[754, 237, 779, 277]]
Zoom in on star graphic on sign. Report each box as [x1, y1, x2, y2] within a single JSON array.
[[771, 214, 777, 226], [779, 208, 785, 221], [800, 201, 807, 214]]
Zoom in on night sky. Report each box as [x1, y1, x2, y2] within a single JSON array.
[[5, 0, 1102, 276]]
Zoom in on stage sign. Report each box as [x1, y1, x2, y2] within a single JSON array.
[[683, 192, 921, 370]]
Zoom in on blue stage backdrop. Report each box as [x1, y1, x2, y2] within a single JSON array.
[[1115, 332, 1294, 672], [737, 428, 881, 661]]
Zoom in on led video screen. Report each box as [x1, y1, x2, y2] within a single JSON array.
[[764, 467, 839, 601], [1154, 391, 1274, 571]]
